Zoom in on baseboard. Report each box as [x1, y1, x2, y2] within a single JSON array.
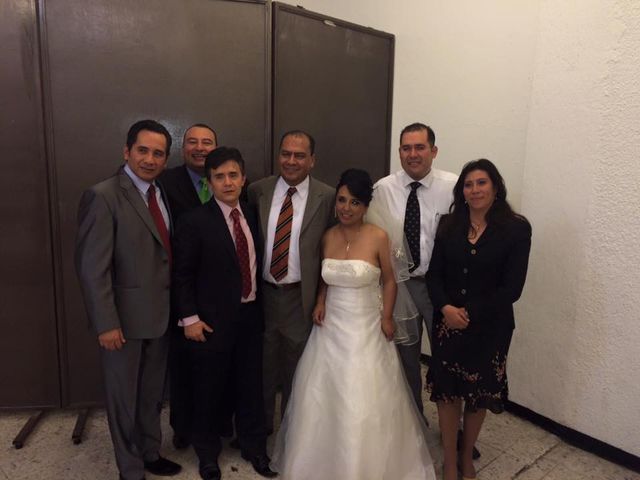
[[420, 353, 639, 473], [505, 400, 639, 473]]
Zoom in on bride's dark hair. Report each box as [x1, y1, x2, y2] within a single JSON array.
[[336, 169, 373, 206]]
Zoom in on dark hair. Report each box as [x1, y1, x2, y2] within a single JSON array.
[[400, 122, 436, 147], [336, 168, 373, 206], [205, 146, 245, 180], [279, 130, 316, 155], [439, 158, 528, 235], [183, 123, 218, 145], [126, 119, 172, 156]]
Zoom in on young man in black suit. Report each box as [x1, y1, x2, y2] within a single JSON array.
[[159, 124, 233, 448], [172, 147, 276, 480]]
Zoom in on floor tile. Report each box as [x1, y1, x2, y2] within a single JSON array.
[[0, 399, 638, 480]]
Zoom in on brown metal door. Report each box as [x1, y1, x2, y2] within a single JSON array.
[[0, 0, 61, 407], [272, 3, 394, 186], [40, 0, 269, 406]]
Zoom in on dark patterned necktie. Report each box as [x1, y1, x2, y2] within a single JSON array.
[[147, 185, 172, 265], [270, 186, 297, 281], [230, 208, 252, 298], [404, 181, 421, 273]]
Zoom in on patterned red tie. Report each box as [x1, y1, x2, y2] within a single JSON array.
[[270, 187, 296, 281], [147, 185, 172, 265], [230, 208, 252, 298]]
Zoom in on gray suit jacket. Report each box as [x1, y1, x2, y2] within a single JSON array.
[[248, 175, 335, 325], [75, 167, 172, 339]]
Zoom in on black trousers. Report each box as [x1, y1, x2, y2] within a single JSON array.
[[182, 302, 267, 465]]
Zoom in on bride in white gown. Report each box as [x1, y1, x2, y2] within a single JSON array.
[[271, 169, 435, 480]]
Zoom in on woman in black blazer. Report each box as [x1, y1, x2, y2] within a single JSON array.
[[426, 159, 532, 480]]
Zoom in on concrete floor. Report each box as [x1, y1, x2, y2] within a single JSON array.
[[1, 386, 638, 480]]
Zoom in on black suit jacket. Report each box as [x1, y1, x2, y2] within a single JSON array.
[[172, 199, 262, 351], [159, 165, 201, 224], [426, 217, 532, 333]]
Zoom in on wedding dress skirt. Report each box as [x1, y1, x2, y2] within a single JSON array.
[[271, 259, 435, 480]]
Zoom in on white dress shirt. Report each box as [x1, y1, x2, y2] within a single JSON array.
[[262, 176, 310, 283], [374, 168, 457, 276]]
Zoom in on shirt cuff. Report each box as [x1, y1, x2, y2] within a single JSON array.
[[178, 314, 200, 327]]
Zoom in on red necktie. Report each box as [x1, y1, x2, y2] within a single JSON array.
[[230, 208, 252, 299], [270, 187, 296, 281], [147, 185, 172, 265]]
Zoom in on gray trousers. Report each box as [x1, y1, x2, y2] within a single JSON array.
[[396, 276, 433, 415], [100, 335, 168, 480], [262, 282, 311, 433]]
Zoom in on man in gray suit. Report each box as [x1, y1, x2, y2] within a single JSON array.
[[76, 120, 181, 480], [248, 130, 334, 434]]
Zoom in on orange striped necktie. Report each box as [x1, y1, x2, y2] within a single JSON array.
[[270, 187, 297, 281]]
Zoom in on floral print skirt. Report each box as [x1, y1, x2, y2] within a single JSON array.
[[426, 317, 514, 414]]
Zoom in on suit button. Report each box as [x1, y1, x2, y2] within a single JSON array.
[[461, 289, 467, 295], [470, 249, 477, 255]]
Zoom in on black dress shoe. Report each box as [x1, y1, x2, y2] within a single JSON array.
[[172, 434, 190, 450], [219, 420, 234, 438], [199, 462, 222, 480], [119, 476, 145, 480], [457, 430, 481, 459], [241, 452, 278, 478], [144, 456, 182, 476]]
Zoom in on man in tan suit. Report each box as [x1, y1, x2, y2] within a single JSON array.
[[248, 130, 334, 433]]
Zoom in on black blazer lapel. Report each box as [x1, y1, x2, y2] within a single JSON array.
[[207, 200, 238, 265]]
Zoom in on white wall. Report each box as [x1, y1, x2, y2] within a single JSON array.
[[290, 0, 541, 209], [288, 0, 640, 456], [513, 0, 640, 456]]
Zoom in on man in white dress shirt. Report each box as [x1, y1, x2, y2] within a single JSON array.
[[374, 122, 457, 417]]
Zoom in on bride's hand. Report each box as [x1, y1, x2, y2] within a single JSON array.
[[312, 303, 326, 326], [381, 317, 395, 341]]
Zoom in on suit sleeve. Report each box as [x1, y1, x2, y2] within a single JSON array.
[[75, 189, 120, 335], [172, 213, 202, 320], [466, 220, 532, 321], [247, 183, 258, 207], [324, 187, 337, 228], [425, 233, 450, 313]]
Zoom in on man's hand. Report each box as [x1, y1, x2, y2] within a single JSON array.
[[184, 321, 213, 342], [98, 328, 126, 351]]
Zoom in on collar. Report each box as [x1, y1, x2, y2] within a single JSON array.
[[276, 175, 310, 197], [186, 165, 205, 189], [214, 196, 244, 219], [124, 164, 155, 194], [399, 169, 434, 190]]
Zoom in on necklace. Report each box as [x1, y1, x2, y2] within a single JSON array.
[[339, 225, 361, 253], [468, 220, 487, 239]]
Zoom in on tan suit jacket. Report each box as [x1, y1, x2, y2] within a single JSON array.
[[248, 175, 335, 326]]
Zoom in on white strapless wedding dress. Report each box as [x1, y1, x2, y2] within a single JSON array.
[[271, 259, 436, 480]]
